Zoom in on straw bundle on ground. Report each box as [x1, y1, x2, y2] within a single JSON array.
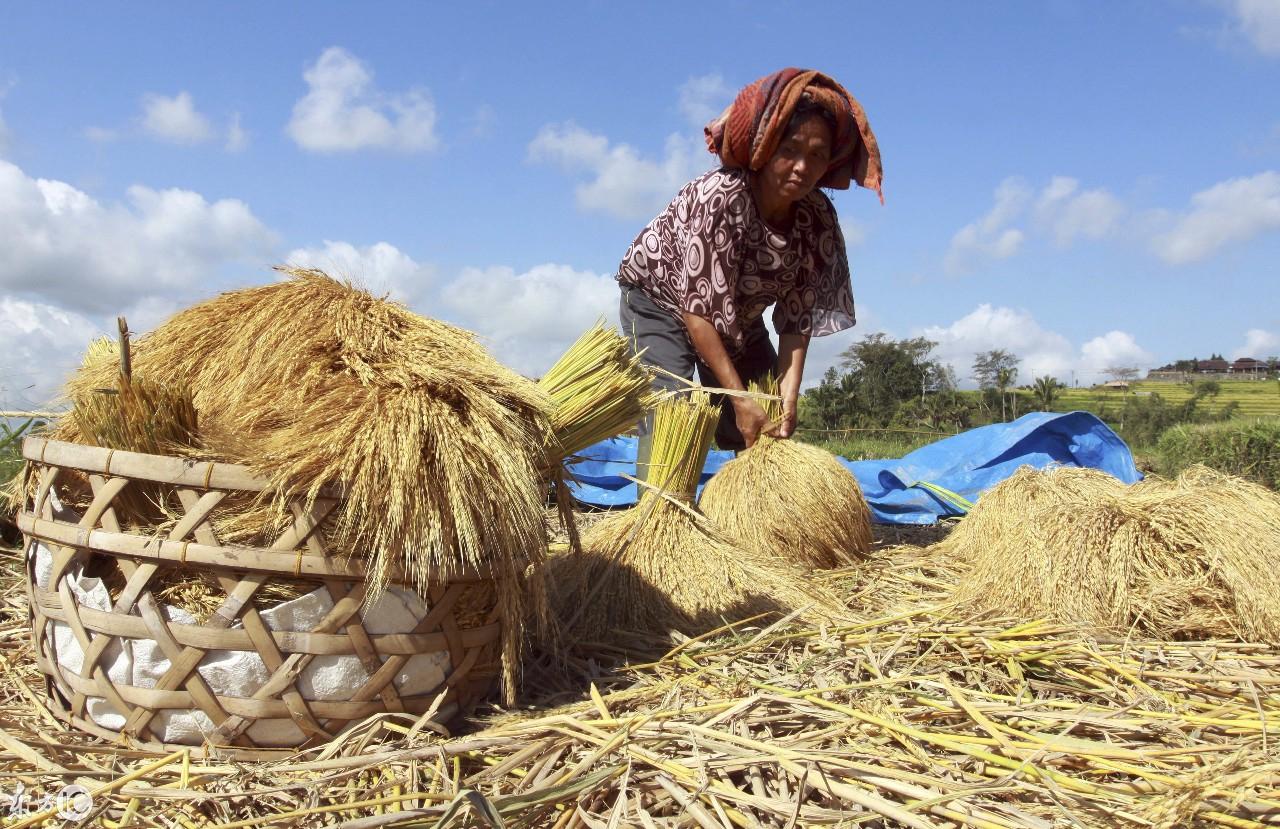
[[948, 464, 1280, 641], [56, 268, 558, 686], [698, 378, 872, 569], [547, 391, 847, 639]]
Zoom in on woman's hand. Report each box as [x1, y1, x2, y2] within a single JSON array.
[[777, 395, 798, 438], [733, 397, 774, 448], [776, 333, 810, 440]]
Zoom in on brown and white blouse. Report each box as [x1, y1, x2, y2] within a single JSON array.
[[616, 167, 856, 353]]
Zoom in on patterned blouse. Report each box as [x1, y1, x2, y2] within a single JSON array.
[[616, 168, 855, 353]]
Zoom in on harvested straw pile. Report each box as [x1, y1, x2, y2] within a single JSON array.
[[547, 391, 847, 638], [1, 544, 1277, 828], [948, 464, 1280, 641], [699, 377, 872, 568], [538, 321, 656, 459], [56, 269, 557, 687]]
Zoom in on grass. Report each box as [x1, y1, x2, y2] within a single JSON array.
[[795, 428, 945, 461], [1156, 418, 1280, 489], [1054, 378, 1280, 418]]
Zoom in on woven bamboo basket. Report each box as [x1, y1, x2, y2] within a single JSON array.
[[17, 437, 505, 760]]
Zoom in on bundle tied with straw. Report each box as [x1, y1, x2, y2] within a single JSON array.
[[57, 269, 558, 697], [56, 323, 199, 526], [945, 464, 1280, 641], [537, 322, 657, 552], [698, 376, 873, 569], [538, 321, 657, 460], [547, 390, 848, 639]]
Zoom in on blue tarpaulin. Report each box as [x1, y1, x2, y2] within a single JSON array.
[[564, 411, 1141, 525]]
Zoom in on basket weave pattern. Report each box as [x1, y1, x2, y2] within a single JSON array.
[[18, 437, 502, 757]]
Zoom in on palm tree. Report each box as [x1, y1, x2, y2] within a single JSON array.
[[1032, 375, 1062, 411], [995, 366, 1017, 421]]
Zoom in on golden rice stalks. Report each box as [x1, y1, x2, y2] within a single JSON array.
[[548, 391, 848, 638], [699, 377, 871, 569], [947, 465, 1280, 641], [538, 321, 657, 459], [58, 269, 556, 700], [59, 336, 199, 457]]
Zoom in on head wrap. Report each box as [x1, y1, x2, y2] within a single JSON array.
[[704, 68, 883, 202]]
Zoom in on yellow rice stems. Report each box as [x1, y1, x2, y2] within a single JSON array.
[[538, 321, 656, 460]]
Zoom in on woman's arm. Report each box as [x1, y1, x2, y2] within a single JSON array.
[[776, 333, 809, 438], [683, 312, 773, 448]]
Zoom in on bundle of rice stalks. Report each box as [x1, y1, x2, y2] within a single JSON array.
[[935, 465, 1124, 565], [547, 391, 848, 639], [58, 269, 558, 695], [698, 377, 871, 569], [538, 321, 656, 459], [948, 464, 1280, 641], [56, 327, 199, 525]]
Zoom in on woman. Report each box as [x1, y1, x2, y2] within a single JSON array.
[[617, 68, 882, 472]]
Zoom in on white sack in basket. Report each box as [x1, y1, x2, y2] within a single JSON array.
[[33, 542, 451, 747]]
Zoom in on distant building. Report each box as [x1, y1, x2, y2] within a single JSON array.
[[1231, 357, 1264, 374], [1199, 357, 1229, 373]]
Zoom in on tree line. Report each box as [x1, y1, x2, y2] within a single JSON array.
[[797, 334, 1229, 445]]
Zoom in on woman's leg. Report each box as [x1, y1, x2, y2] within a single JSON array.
[[619, 284, 697, 479], [695, 318, 778, 452]]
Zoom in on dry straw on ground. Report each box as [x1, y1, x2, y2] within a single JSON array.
[[947, 464, 1280, 642], [0, 540, 1277, 828], [698, 377, 872, 568], [56, 268, 557, 688], [546, 391, 848, 639]]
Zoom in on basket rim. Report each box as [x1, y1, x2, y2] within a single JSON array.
[[24, 436, 276, 493]]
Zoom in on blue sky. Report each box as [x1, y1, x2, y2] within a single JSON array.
[[1, 1, 1279, 408]]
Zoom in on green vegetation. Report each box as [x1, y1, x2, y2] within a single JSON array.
[[1156, 419, 1280, 489], [795, 334, 1279, 486], [0, 418, 41, 488], [1055, 379, 1280, 419]]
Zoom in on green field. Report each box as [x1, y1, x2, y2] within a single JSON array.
[[1051, 379, 1280, 418]]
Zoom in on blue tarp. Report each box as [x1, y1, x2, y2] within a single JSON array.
[[564, 411, 1142, 525]]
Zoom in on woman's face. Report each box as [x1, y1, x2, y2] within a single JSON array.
[[759, 114, 833, 207]]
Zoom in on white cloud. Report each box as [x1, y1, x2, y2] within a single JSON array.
[[1229, 0, 1280, 56], [436, 263, 619, 376], [943, 177, 1030, 274], [1079, 331, 1154, 373], [678, 73, 734, 126], [529, 122, 712, 220], [1150, 170, 1280, 263], [285, 240, 435, 303], [141, 91, 214, 144], [0, 159, 275, 313], [85, 125, 118, 143], [288, 47, 438, 153], [226, 113, 249, 152], [1034, 176, 1124, 246], [919, 304, 1074, 385], [1233, 327, 1280, 359], [840, 218, 868, 249], [0, 297, 102, 409]]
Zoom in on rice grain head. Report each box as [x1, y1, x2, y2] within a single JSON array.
[[698, 377, 872, 569]]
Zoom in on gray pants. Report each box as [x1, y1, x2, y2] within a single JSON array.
[[619, 284, 777, 473]]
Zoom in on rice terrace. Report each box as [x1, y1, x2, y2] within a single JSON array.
[[2, 5, 1280, 829]]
